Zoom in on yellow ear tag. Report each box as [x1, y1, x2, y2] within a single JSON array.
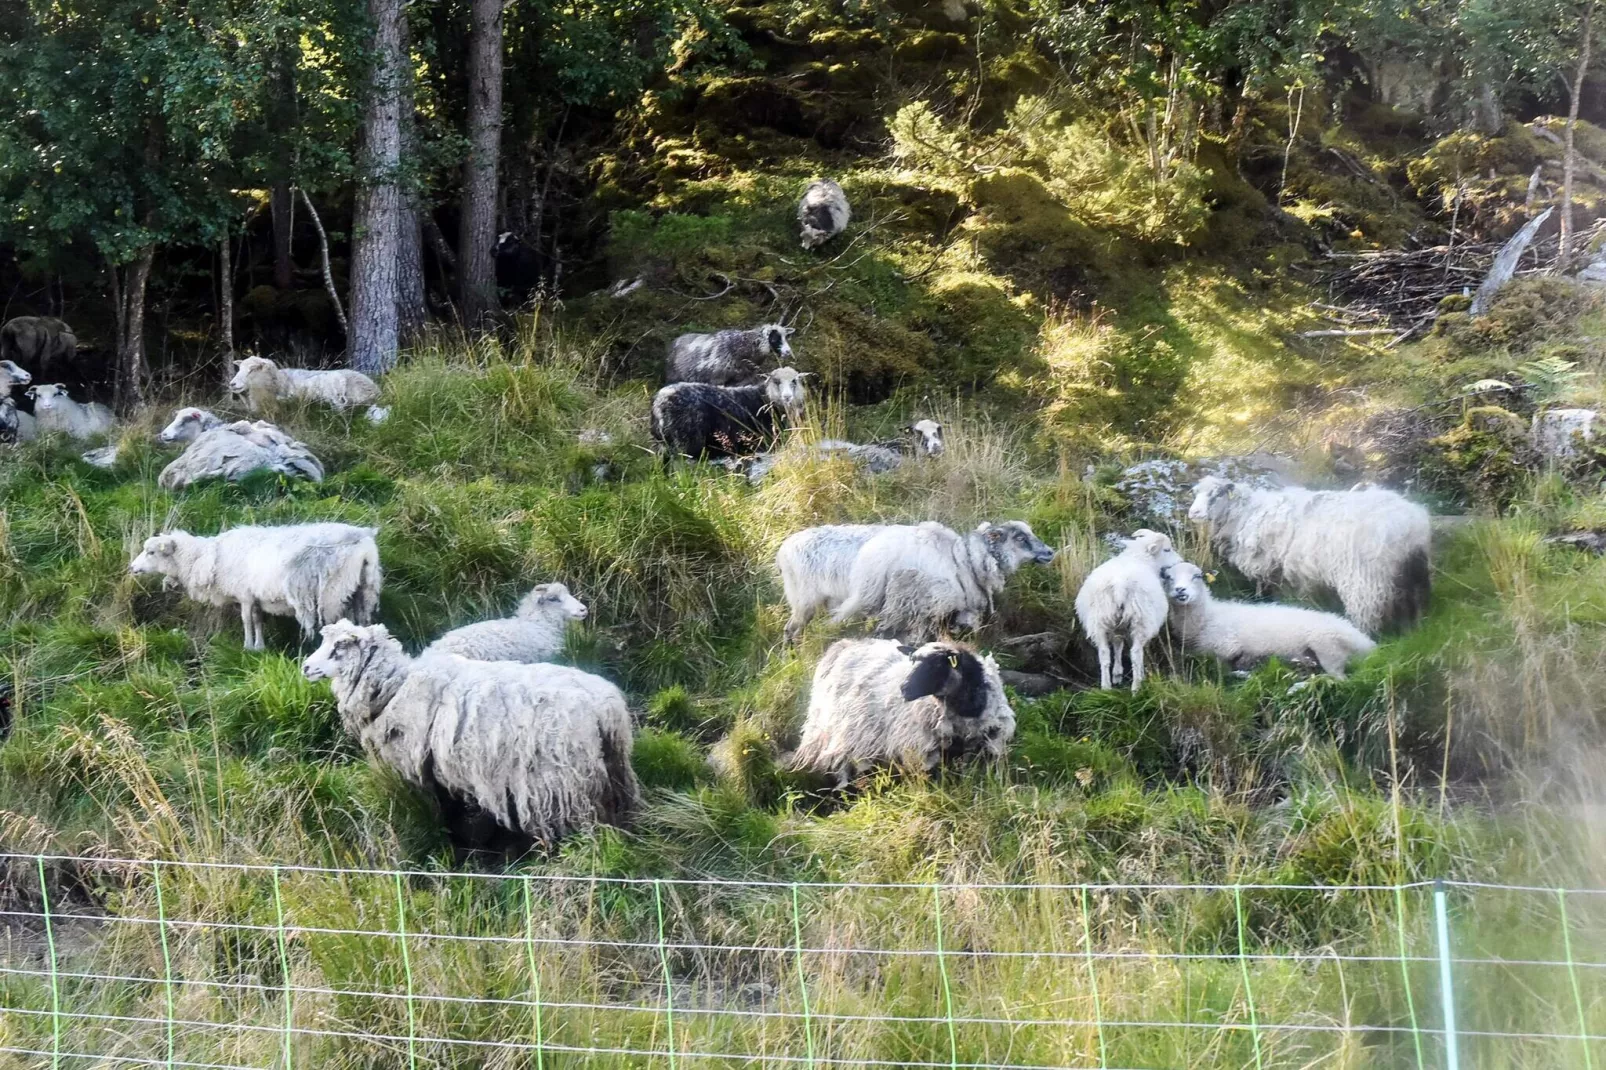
[[948, 654, 959, 668], [1205, 571, 1217, 583]]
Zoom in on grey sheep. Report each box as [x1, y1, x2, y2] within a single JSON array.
[[798, 179, 850, 250], [666, 324, 795, 386], [788, 638, 1014, 788], [422, 583, 589, 663], [156, 408, 325, 491], [651, 367, 809, 460], [303, 620, 640, 850], [0, 317, 77, 379], [745, 419, 946, 483]]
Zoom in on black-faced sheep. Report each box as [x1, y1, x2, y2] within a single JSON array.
[[830, 519, 1055, 639], [1188, 476, 1431, 634], [1073, 529, 1182, 691], [666, 324, 795, 386], [788, 638, 1014, 788], [0, 317, 77, 380], [303, 620, 640, 850], [29, 384, 114, 440], [229, 356, 381, 413], [798, 180, 850, 250], [1163, 562, 1376, 680], [129, 523, 381, 650], [650, 367, 809, 460], [421, 582, 588, 663]]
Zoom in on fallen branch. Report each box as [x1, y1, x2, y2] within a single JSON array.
[[296, 188, 348, 336], [1298, 328, 1399, 338]]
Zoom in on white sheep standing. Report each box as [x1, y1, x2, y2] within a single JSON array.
[[29, 384, 114, 441], [776, 524, 893, 640], [229, 356, 381, 415], [421, 583, 588, 663], [788, 638, 1014, 787], [129, 523, 381, 650], [1073, 529, 1183, 691], [831, 519, 1056, 639], [1164, 562, 1376, 679], [798, 179, 851, 250], [1188, 476, 1431, 634], [302, 620, 640, 849]]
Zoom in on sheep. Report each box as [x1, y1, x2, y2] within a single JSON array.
[[228, 355, 381, 415], [128, 523, 381, 650], [650, 367, 809, 460], [156, 408, 325, 490], [0, 361, 33, 445], [1188, 476, 1431, 634], [0, 398, 16, 446], [744, 420, 946, 483], [157, 407, 226, 444], [1532, 408, 1598, 460], [831, 519, 1056, 639], [798, 179, 850, 250], [302, 620, 640, 850], [788, 638, 1014, 788], [29, 384, 114, 440], [421, 582, 588, 663], [0, 316, 76, 379], [1073, 528, 1183, 691], [1163, 562, 1376, 680], [776, 524, 893, 639], [0, 360, 30, 395], [666, 324, 795, 386]]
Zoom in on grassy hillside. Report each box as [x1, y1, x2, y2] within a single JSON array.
[[6, 7, 1606, 1064]]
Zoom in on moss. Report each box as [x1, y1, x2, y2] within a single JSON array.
[[1425, 406, 1533, 508], [893, 29, 968, 61]]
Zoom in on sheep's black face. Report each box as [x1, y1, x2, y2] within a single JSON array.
[[901, 646, 989, 719]]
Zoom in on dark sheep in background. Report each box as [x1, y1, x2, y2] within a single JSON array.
[[798, 179, 850, 250], [665, 324, 795, 385], [0, 317, 77, 380], [650, 367, 809, 459], [495, 232, 548, 302]]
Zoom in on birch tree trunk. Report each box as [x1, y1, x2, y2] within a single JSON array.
[[1560, 0, 1597, 269], [458, 0, 504, 325], [348, 0, 405, 375], [219, 234, 235, 387]]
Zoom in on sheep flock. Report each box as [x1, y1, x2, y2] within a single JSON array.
[[6, 178, 1446, 856]]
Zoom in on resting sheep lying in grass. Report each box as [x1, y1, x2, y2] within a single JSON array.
[[29, 384, 113, 441], [743, 420, 946, 483], [830, 519, 1055, 639], [303, 620, 640, 850], [421, 583, 588, 663], [129, 523, 381, 650], [1073, 529, 1182, 691], [651, 367, 809, 459], [1163, 562, 1376, 679], [0, 361, 33, 444], [156, 408, 325, 491], [1188, 476, 1430, 634], [666, 324, 795, 386], [229, 356, 381, 415], [788, 638, 1014, 788], [798, 179, 850, 250]]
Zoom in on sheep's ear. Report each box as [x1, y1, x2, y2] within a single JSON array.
[[782, 326, 797, 335], [1145, 538, 1170, 557], [901, 651, 957, 702], [986, 527, 1005, 544]]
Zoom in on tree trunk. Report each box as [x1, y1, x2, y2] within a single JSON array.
[[269, 34, 299, 291], [1475, 80, 1503, 135], [396, 19, 428, 345], [115, 246, 155, 409], [271, 184, 295, 290], [219, 234, 235, 386], [459, 0, 504, 325], [1561, 0, 1597, 269], [348, 0, 406, 375]]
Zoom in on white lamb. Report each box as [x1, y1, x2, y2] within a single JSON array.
[[788, 638, 1014, 788], [1164, 562, 1376, 679], [229, 356, 381, 414], [776, 524, 893, 640], [303, 620, 640, 849], [129, 523, 381, 650], [1188, 476, 1431, 634], [1073, 529, 1183, 691], [421, 583, 588, 663], [831, 519, 1056, 639], [29, 384, 114, 440]]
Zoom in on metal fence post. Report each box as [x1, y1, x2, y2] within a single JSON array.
[[1432, 879, 1460, 1070]]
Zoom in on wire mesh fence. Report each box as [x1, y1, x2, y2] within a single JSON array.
[[0, 855, 1602, 1068]]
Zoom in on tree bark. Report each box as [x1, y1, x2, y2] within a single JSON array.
[[459, 0, 504, 325], [396, 17, 427, 345], [269, 34, 299, 291], [348, 0, 406, 375], [115, 246, 155, 409], [270, 184, 295, 290], [1561, 0, 1598, 269], [219, 234, 235, 386]]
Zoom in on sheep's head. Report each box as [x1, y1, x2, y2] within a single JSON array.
[[760, 324, 796, 361], [517, 582, 588, 623], [1162, 562, 1213, 605], [1188, 476, 1235, 523], [900, 642, 1006, 723], [0, 360, 30, 395], [1124, 528, 1182, 571], [27, 383, 67, 408], [129, 533, 186, 578], [303, 620, 402, 684], [906, 419, 944, 457], [229, 356, 276, 394], [979, 520, 1055, 570], [764, 367, 810, 421], [158, 407, 222, 444]]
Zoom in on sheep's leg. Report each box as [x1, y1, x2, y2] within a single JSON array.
[[1129, 641, 1145, 692], [1095, 639, 1113, 690], [240, 602, 262, 651], [784, 600, 819, 642], [1308, 641, 1350, 680]]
